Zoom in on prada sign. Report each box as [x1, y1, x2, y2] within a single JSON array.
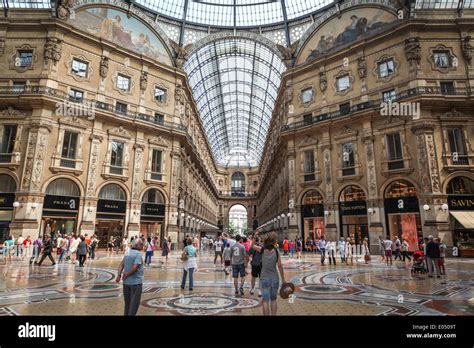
[[339, 201, 367, 216], [43, 195, 79, 211], [141, 203, 165, 216], [97, 199, 126, 213], [302, 204, 324, 217], [384, 196, 419, 214], [448, 195, 474, 211], [0, 193, 15, 208]]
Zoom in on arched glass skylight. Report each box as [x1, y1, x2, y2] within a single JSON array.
[[184, 38, 286, 168], [135, 0, 333, 28]]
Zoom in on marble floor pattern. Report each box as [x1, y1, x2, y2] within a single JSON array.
[[0, 250, 473, 316]]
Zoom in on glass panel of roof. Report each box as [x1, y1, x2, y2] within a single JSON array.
[[285, 0, 333, 20], [136, 0, 186, 18]]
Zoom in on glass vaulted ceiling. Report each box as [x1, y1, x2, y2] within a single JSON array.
[[135, 0, 333, 28], [184, 38, 286, 168]]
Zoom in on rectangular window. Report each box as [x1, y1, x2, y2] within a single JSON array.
[[116, 74, 130, 91], [71, 59, 88, 77], [154, 87, 167, 103], [342, 143, 355, 176], [151, 149, 162, 173], [337, 75, 350, 92], [386, 132, 404, 170], [433, 51, 450, 68], [440, 82, 455, 95], [68, 89, 83, 102], [382, 89, 397, 103], [13, 82, 26, 93], [0, 125, 17, 163], [115, 102, 128, 115], [378, 59, 395, 78], [301, 88, 313, 103], [61, 131, 78, 159], [154, 113, 164, 124], [339, 102, 351, 115], [303, 114, 312, 125], [303, 150, 315, 181], [17, 50, 33, 67], [110, 141, 124, 169], [1, 125, 17, 154], [448, 128, 468, 165]]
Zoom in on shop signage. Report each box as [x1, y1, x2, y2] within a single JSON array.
[[448, 195, 474, 211], [384, 196, 419, 214], [141, 203, 165, 216], [302, 204, 324, 217], [43, 195, 79, 211], [0, 193, 15, 208], [97, 199, 126, 213], [339, 201, 367, 216]]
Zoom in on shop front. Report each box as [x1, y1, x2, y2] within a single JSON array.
[[41, 178, 81, 240], [300, 189, 325, 243], [0, 174, 16, 242], [140, 189, 165, 247], [447, 176, 474, 257], [95, 184, 127, 248], [384, 180, 422, 252], [339, 185, 368, 245]]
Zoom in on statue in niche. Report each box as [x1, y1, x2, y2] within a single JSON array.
[[462, 36, 473, 65], [404, 37, 421, 68], [44, 38, 62, 65], [319, 71, 327, 92], [99, 56, 109, 78], [140, 71, 148, 91], [357, 57, 367, 78]]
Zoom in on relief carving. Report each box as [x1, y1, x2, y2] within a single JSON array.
[[462, 36, 473, 65], [404, 37, 421, 69], [319, 71, 327, 92], [357, 57, 367, 79], [416, 134, 431, 193], [99, 56, 109, 79], [44, 38, 62, 66], [140, 71, 148, 91], [131, 148, 143, 200], [21, 131, 38, 191]]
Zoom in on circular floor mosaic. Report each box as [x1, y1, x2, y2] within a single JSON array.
[[143, 293, 260, 315]]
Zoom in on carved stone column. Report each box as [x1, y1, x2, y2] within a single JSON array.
[[127, 143, 145, 238], [80, 134, 103, 235], [10, 123, 51, 238], [412, 123, 450, 242], [321, 142, 337, 240], [168, 143, 182, 246]]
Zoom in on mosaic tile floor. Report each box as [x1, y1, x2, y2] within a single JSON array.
[[0, 250, 473, 316]]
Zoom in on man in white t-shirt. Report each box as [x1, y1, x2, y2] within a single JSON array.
[[16, 236, 25, 257], [384, 236, 393, 266]]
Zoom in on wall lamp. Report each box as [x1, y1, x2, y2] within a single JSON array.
[[423, 204, 430, 211], [367, 208, 376, 216], [324, 210, 330, 217], [440, 203, 449, 212]]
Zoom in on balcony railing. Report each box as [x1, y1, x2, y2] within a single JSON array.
[[109, 165, 124, 176], [0, 153, 12, 163], [282, 87, 471, 132], [60, 158, 76, 168], [0, 86, 186, 132]]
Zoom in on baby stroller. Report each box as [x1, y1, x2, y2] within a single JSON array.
[[411, 250, 427, 274]]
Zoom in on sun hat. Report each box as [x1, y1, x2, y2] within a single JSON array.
[[279, 282, 295, 299]]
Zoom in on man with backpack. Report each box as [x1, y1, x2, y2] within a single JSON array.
[[230, 235, 246, 296]]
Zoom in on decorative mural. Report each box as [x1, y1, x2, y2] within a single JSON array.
[[69, 7, 172, 66], [297, 8, 397, 65]]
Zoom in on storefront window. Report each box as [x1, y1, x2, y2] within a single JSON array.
[[339, 185, 367, 243], [447, 177, 474, 256], [301, 190, 324, 243], [384, 180, 421, 251]]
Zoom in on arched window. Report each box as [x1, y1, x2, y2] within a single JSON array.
[[0, 174, 16, 192], [143, 189, 165, 204], [231, 172, 245, 197], [99, 184, 126, 201], [385, 180, 417, 198], [46, 178, 80, 197], [339, 185, 366, 202], [447, 177, 474, 195], [302, 189, 323, 205]]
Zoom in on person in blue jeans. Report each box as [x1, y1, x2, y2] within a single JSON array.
[[319, 236, 326, 265], [251, 231, 286, 316], [144, 237, 154, 266], [181, 238, 197, 290]]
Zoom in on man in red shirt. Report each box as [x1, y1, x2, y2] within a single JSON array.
[[85, 234, 91, 246]]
